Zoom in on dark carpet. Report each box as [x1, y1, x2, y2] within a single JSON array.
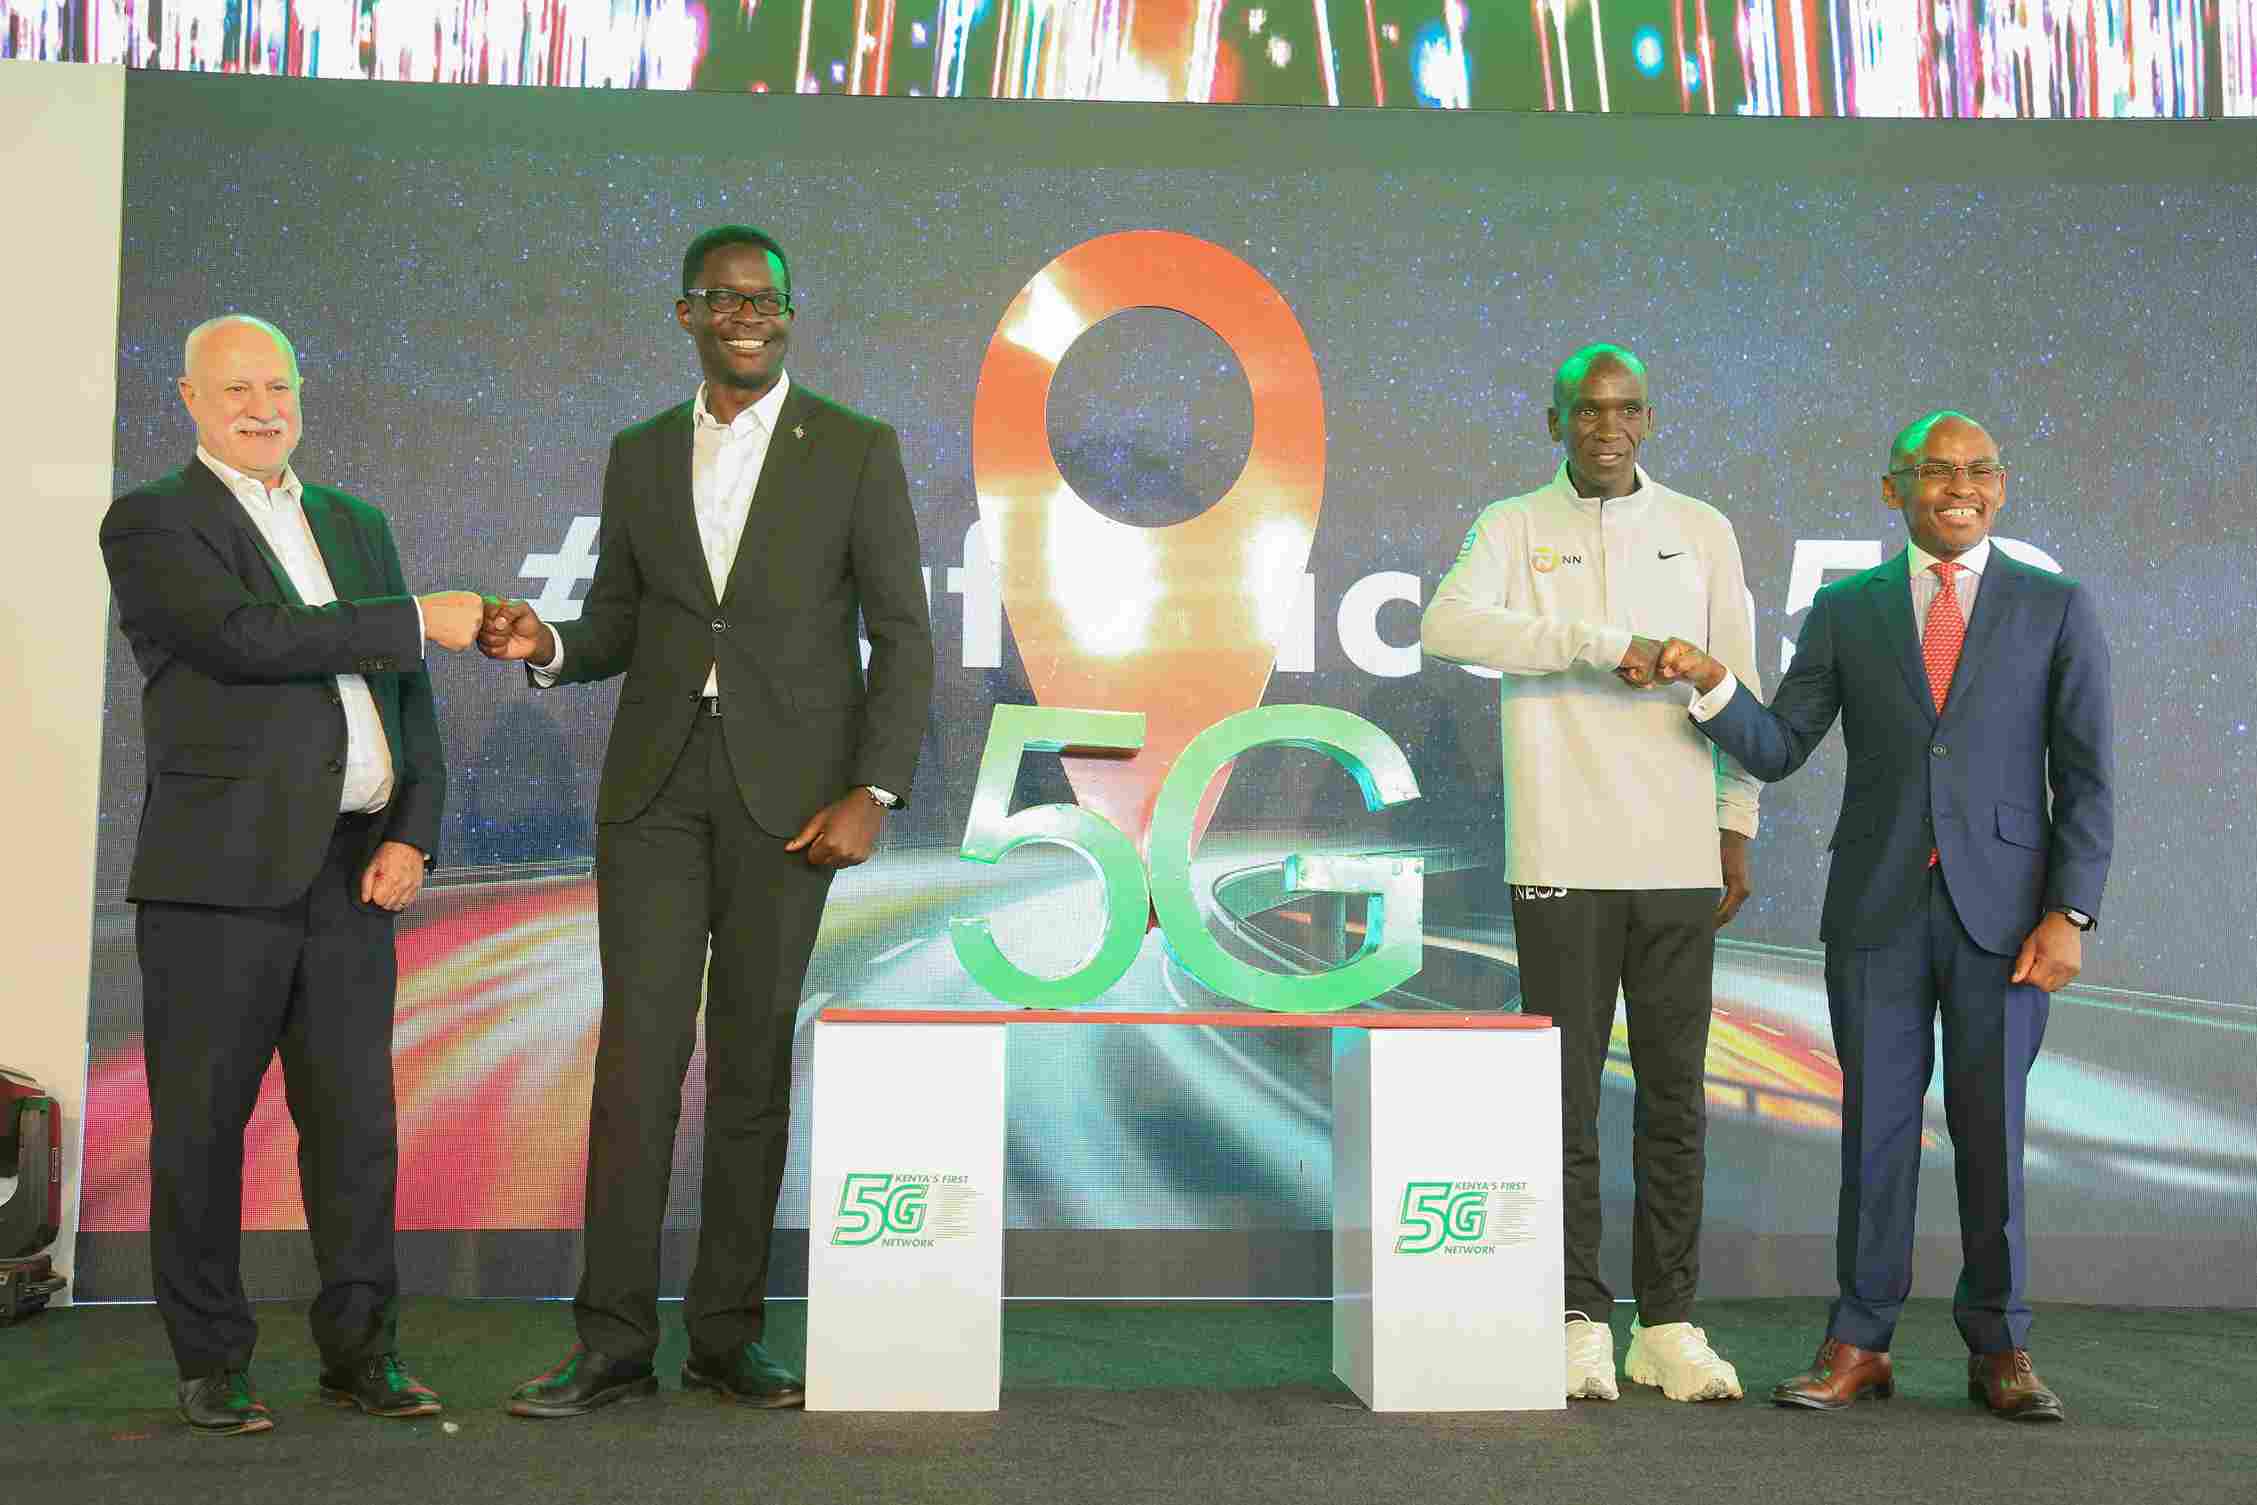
[[4, 1299, 2249, 1504]]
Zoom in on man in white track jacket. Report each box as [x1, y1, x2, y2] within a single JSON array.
[[1421, 343, 1762, 1405]]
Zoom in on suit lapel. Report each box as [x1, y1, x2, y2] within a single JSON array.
[[721, 384, 819, 608], [1870, 549, 1933, 723], [653, 405, 716, 613], [1938, 548, 2021, 720], [299, 486, 370, 597], [184, 458, 306, 608]]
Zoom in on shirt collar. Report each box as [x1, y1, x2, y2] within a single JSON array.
[[197, 445, 302, 507], [1908, 534, 1991, 580], [1553, 460, 1652, 507], [694, 370, 792, 437]]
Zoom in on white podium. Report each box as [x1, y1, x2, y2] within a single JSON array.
[[805, 1020, 1007, 1411], [1331, 1024, 1563, 1412], [807, 1009, 1559, 1414]]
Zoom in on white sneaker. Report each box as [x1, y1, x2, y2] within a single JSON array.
[[1624, 1320, 1743, 1402], [1565, 1315, 1619, 1401]]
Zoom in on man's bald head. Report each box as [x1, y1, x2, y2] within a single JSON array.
[[177, 316, 304, 487], [183, 315, 299, 385], [1887, 409, 1985, 473], [1551, 343, 1647, 414]]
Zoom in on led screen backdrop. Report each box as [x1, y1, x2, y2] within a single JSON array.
[[8, 0, 2257, 117], [77, 73, 2257, 1304]]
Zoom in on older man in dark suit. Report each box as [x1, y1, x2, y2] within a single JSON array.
[[100, 315, 485, 1435], [1657, 410, 2112, 1423], [481, 225, 934, 1416]]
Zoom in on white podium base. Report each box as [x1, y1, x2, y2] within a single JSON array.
[[805, 1021, 1006, 1411], [1332, 1027, 1564, 1412]]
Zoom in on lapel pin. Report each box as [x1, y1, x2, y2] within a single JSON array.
[[793, 423, 806, 440]]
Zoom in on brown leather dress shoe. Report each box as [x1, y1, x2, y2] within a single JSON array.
[[1772, 1338, 1894, 1410], [1969, 1349, 2066, 1422]]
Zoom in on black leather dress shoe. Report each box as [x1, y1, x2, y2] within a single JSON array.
[[178, 1370, 275, 1436], [683, 1341, 805, 1409], [319, 1353, 444, 1417], [506, 1344, 658, 1418]]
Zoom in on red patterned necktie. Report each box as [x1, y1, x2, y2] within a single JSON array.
[[1922, 560, 1965, 868], [1922, 560, 1966, 712]]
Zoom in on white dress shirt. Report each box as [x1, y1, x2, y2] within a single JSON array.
[[690, 373, 792, 696], [197, 446, 398, 815], [1688, 534, 1992, 721]]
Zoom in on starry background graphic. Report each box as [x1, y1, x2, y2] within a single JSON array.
[[98, 82, 2255, 1003], [69, 78, 2255, 1292]]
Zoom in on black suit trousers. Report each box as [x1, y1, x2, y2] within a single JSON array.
[[575, 713, 836, 1362], [139, 811, 402, 1378]]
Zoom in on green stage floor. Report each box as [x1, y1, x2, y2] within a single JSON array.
[[5, 1299, 2251, 1504]]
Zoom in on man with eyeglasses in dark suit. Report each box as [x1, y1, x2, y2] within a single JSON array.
[[1657, 411, 2113, 1424], [480, 225, 933, 1417]]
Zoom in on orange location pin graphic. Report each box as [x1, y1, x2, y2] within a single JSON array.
[[971, 230, 1325, 861]]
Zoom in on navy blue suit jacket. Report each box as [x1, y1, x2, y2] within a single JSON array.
[[1695, 547, 2112, 955]]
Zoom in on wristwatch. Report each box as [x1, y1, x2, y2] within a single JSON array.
[[2053, 907, 2095, 932], [862, 785, 900, 810]]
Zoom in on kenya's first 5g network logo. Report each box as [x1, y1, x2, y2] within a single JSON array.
[[831, 1172, 976, 1248], [1395, 1181, 1514, 1255]]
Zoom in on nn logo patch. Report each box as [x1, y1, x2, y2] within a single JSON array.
[[830, 1171, 980, 1248], [1394, 1180, 1536, 1255]]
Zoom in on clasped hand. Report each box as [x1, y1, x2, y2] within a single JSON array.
[[414, 591, 556, 659], [474, 597, 555, 662], [1616, 635, 1728, 694]]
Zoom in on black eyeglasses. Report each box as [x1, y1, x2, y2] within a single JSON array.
[[684, 288, 792, 318], [1888, 460, 2008, 484]]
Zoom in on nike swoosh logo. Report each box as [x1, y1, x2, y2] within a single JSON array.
[[1658, 551, 1685, 560]]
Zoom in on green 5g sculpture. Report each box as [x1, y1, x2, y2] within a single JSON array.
[[949, 704, 1424, 1013]]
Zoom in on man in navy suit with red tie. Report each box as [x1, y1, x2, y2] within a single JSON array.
[[1656, 411, 2112, 1423]]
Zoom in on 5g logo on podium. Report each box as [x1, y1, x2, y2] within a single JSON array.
[[1394, 1181, 1535, 1256], [830, 1172, 977, 1249], [1395, 1182, 1493, 1255]]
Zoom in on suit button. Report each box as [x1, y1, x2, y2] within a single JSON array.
[[712, 619, 727, 633], [1931, 743, 1948, 758], [327, 758, 345, 774]]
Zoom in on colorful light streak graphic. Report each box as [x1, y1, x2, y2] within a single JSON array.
[[85, 856, 2257, 1233], [1832, 0, 2213, 118], [8, 0, 2248, 113], [2235, 2, 2257, 116]]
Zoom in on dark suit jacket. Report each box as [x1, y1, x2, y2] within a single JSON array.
[[100, 459, 444, 907], [548, 383, 934, 837], [1696, 547, 2112, 955]]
